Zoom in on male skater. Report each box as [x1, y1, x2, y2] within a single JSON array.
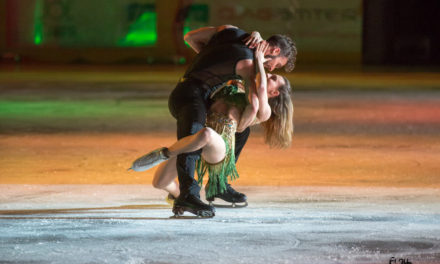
[[168, 25, 296, 217]]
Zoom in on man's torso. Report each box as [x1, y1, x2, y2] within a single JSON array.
[[184, 28, 254, 91]]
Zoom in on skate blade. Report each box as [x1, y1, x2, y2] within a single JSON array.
[[172, 206, 215, 218], [169, 215, 205, 219], [209, 201, 248, 208]]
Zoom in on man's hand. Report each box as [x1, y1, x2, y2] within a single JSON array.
[[243, 31, 263, 49]]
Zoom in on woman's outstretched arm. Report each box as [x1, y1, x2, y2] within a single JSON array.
[[237, 42, 271, 131], [237, 92, 259, 132], [253, 42, 271, 121]]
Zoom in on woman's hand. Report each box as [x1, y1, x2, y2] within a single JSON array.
[[254, 41, 269, 62], [243, 31, 263, 49]]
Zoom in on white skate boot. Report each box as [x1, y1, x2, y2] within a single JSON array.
[[128, 147, 169, 172]]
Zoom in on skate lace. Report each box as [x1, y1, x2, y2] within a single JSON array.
[[226, 185, 241, 195]]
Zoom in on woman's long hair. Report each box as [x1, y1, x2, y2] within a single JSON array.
[[261, 76, 294, 148]]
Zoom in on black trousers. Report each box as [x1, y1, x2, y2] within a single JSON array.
[[168, 79, 250, 197]]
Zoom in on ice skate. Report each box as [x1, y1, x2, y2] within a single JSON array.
[[206, 184, 248, 208], [172, 193, 215, 218], [128, 147, 169, 172]]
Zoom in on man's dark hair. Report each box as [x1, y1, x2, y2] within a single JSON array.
[[267, 34, 297, 72]]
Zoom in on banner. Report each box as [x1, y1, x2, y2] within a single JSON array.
[[9, 0, 157, 47], [185, 0, 362, 60]]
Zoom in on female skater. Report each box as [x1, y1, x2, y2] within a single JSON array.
[[129, 42, 294, 201]]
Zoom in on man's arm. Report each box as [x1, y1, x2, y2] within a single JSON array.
[[183, 25, 238, 53]]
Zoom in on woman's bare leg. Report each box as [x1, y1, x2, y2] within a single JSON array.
[[152, 157, 179, 198], [151, 128, 212, 195], [151, 127, 226, 195], [167, 127, 215, 157], [200, 128, 226, 164]]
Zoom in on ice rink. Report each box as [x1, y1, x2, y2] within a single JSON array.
[[1, 66, 440, 263], [1, 185, 440, 264]]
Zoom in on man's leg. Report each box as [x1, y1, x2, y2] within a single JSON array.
[[175, 106, 205, 198], [168, 82, 206, 197], [168, 82, 215, 216], [234, 127, 250, 162]]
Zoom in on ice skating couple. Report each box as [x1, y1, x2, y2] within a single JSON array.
[[130, 25, 297, 217]]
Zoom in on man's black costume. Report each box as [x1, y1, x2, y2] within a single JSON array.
[[168, 28, 254, 216]]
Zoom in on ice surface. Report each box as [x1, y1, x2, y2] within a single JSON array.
[[1, 185, 439, 264]]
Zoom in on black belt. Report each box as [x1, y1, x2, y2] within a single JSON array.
[[179, 76, 222, 95]]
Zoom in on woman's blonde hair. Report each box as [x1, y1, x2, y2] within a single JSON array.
[[261, 76, 294, 148]]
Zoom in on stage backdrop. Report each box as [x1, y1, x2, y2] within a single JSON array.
[[1, 0, 362, 64]]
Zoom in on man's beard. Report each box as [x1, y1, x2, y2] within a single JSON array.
[[264, 55, 278, 59]]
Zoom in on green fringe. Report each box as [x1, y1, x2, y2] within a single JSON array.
[[196, 132, 239, 198]]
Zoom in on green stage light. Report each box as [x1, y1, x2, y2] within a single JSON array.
[[119, 11, 157, 47], [183, 26, 190, 47], [183, 4, 209, 47], [33, 0, 44, 45]]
